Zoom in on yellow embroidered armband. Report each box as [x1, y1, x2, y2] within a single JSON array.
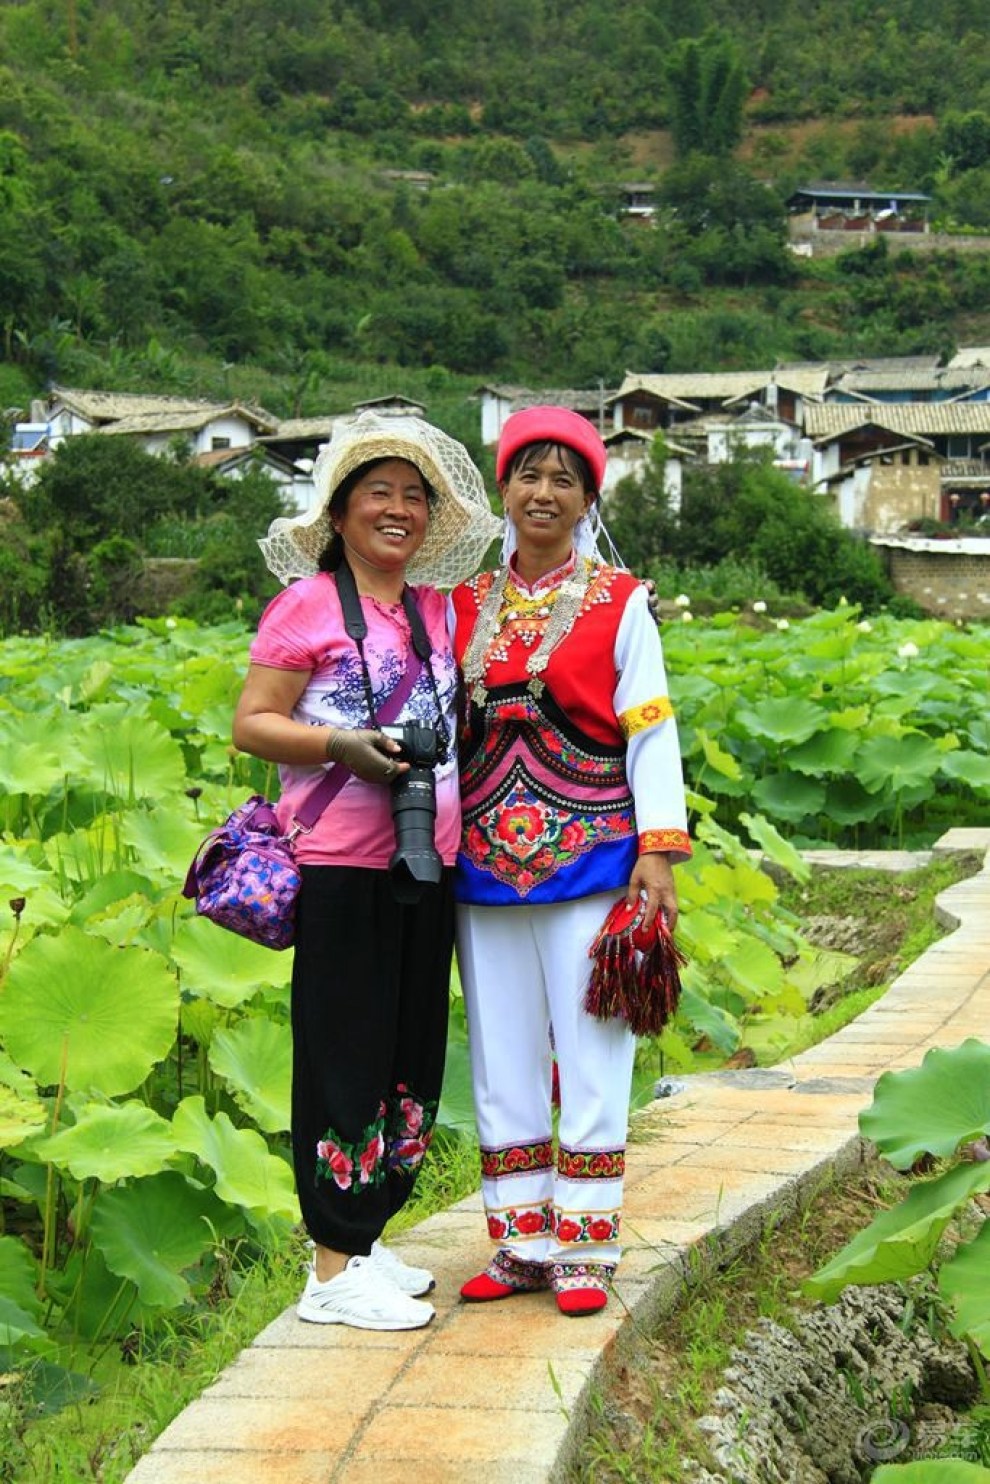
[[618, 696, 674, 739]]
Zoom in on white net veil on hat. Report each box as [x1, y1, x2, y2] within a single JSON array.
[[259, 411, 503, 589]]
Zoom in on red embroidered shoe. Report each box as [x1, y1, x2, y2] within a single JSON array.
[[550, 1261, 615, 1317], [460, 1248, 549, 1302]]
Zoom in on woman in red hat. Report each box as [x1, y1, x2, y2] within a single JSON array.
[[449, 406, 692, 1315]]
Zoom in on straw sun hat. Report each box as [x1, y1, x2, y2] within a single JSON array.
[[259, 411, 503, 589]]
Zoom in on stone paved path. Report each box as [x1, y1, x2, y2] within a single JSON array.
[[125, 828, 990, 1484]]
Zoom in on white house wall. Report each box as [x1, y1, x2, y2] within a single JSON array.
[[192, 415, 255, 453]]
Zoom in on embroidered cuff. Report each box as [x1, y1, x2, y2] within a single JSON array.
[[639, 828, 692, 856], [618, 695, 674, 738]]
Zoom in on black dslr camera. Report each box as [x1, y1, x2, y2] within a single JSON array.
[[380, 722, 446, 903]]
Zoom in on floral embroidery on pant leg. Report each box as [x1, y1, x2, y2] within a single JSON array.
[[486, 1203, 554, 1242], [552, 1210, 621, 1245], [480, 1138, 554, 1179], [386, 1082, 437, 1176], [557, 1144, 626, 1180], [316, 1102, 386, 1192]]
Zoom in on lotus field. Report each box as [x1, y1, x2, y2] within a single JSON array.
[[0, 606, 987, 1384]]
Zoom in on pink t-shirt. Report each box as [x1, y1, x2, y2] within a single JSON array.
[[249, 572, 460, 868]]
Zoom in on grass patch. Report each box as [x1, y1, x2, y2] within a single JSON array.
[[567, 1166, 907, 1483], [766, 850, 983, 1062], [8, 1129, 481, 1483]]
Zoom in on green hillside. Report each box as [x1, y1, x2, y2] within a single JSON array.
[[2, 0, 990, 411]]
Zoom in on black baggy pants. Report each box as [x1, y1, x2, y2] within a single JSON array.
[[290, 864, 454, 1256]]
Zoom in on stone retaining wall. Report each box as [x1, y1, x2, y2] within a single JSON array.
[[871, 537, 990, 621]]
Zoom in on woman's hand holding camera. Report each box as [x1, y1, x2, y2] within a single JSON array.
[[325, 727, 406, 784]]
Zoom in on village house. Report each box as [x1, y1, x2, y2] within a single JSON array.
[[787, 182, 932, 234]]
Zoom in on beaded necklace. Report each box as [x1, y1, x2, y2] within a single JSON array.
[[461, 557, 593, 706]]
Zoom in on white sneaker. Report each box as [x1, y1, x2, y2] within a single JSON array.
[[296, 1255, 435, 1330], [368, 1240, 435, 1297]]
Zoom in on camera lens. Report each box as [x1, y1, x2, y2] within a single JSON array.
[[388, 767, 442, 903]]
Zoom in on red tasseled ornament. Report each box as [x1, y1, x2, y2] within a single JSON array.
[[585, 897, 686, 1037]]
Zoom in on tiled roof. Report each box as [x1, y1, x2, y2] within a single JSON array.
[[50, 387, 224, 422], [949, 347, 990, 368], [50, 387, 278, 433], [479, 384, 614, 413], [832, 367, 990, 395], [804, 403, 990, 439], [262, 418, 338, 440], [616, 366, 827, 406]]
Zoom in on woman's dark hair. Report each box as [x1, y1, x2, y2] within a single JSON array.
[[317, 457, 437, 572], [502, 440, 598, 497]]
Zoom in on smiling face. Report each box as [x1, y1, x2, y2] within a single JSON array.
[[499, 444, 594, 577], [331, 458, 430, 577]]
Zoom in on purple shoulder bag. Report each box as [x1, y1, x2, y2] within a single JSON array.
[[182, 572, 426, 950]]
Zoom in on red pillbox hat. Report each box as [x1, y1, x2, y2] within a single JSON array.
[[495, 405, 608, 490]]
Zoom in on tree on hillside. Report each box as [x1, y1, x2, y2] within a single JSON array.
[[666, 30, 748, 159], [613, 449, 899, 612]]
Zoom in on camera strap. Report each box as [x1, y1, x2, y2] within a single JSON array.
[[287, 567, 431, 836], [334, 559, 436, 733]]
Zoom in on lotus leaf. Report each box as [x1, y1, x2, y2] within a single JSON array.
[[0, 845, 53, 894], [90, 1171, 220, 1308], [0, 1051, 38, 1096], [0, 1294, 50, 1349], [872, 1464, 990, 1482], [171, 915, 293, 1007], [678, 980, 740, 1053], [785, 730, 860, 777], [0, 1083, 48, 1148], [694, 816, 755, 865], [857, 733, 942, 794], [733, 698, 829, 746], [171, 1096, 298, 1221], [85, 897, 157, 948], [739, 811, 809, 881], [0, 926, 177, 1095], [750, 772, 826, 823], [824, 777, 889, 825], [120, 807, 214, 883], [0, 1233, 41, 1312], [209, 1020, 291, 1133], [32, 1103, 177, 1182], [675, 908, 741, 962], [829, 705, 872, 732], [804, 1160, 990, 1304], [0, 713, 82, 797], [47, 1237, 142, 1340], [860, 1041, 990, 1169], [696, 729, 742, 781], [722, 938, 785, 1001], [940, 750, 990, 792], [67, 869, 159, 926], [939, 1220, 990, 1356], [75, 708, 187, 802]]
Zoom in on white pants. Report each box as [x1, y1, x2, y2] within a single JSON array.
[[457, 891, 636, 1268]]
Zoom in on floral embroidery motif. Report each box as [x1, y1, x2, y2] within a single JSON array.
[[639, 828, 691, 854], [552, 1210, 621, 1245], [486, 1203, 554, 1241], [465, 785, 634, 895], [557, 1147, 626, 1181], [480, 1139, 554, 1179], [618, 695, 674, 738], [316, 1103, 387, 1193], [315, 1084, 436, 1192], [387, 1083, 437, 1176], [550, 1261, 615, 1294]]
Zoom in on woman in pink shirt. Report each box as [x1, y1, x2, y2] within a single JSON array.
[[233, 412, 499, 1332]]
